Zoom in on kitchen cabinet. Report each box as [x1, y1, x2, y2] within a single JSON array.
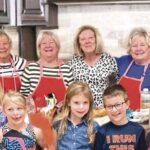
[[0, 0, 58, 27], [0, 0, 10, 25], [17, 0, 58, 27], [0, 0, 58, 61]]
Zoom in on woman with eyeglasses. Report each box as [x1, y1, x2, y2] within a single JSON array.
[[94, 84, 147, 150]]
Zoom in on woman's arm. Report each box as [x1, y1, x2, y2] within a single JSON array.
[[20, 66, 31, 97], [34, 126, 57, 150], [34, 127, 49, 149]]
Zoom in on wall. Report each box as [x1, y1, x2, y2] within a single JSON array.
[[48, 2, 150, 59], [4, 2, 150, 60]]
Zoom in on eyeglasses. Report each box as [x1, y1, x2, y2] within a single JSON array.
[[104, 101, 127, 112]]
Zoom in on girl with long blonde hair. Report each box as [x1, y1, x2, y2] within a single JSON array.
[[53, 81, 99, 150]]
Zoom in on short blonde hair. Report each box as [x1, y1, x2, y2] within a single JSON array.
[[74, 25, 104, 56], [2, 91, 27, 108], [0, 30, 12, 49], [127, 27, 150, 53], [36, 31, 60, 57]]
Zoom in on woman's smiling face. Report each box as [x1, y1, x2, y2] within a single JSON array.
[[40, 35, 59, 60], [0, 36, 11, 62], [130, 35, 150, 64]]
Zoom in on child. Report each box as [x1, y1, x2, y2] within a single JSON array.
[[53, 81, 99, 150], [94, 84, 147, 150], [0, 90, 50, 150]]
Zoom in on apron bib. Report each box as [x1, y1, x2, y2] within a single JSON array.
[[119, 60, 148, 110], [0, 58, 21, 92], [32, 65, 66, 107], [29, 64, 66, 147]]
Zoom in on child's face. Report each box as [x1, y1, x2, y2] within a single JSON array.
[[104, 95, 129, 125], [69, 93, 90, 125], [3, 100, 27, 126]]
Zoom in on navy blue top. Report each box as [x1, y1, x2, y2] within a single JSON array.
[[53, 119, 99, 150], [94, 121, 147, 150], [115, 55, 150, 90]]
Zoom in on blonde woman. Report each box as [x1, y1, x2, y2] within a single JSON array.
[[20, 30, 73, 107], [116, 27, 150, 110], [53, 81, 99, 150], [69, 25, 118, 108], [0, 31, 27, 92], [0, 91, 51, 149], [20, 31, 73, 148]]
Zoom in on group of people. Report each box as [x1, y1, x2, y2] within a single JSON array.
[[0, 24, 149, 149]]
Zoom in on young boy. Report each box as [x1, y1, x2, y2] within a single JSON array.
[[94, 84, 147, 150]]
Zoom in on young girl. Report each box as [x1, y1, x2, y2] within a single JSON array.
[[53, 81, 99, 150], [0, 90, 50, 150]]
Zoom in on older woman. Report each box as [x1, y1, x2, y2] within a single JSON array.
[[20, 31, 73, 149], [69, 25, 118, 108], [0, 31, 27, 92], [116, 27, 150, 110], [0, 31, 27, 129], [20, 31, 73, 107]]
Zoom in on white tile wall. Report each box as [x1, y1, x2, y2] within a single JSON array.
[[5, 3, 150, 60], [50, 3, 150, 59]]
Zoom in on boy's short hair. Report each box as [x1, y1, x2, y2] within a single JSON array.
[[103, 84, 128, 102]]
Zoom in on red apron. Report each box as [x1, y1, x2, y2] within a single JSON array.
[[32, 65, 66, 107], [29, 64, 66, 147], [0, 58, 21, 92], [119, 60, 148, 110]]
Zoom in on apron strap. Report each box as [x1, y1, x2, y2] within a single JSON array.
[[57, 60, 63, 79], [120, 59, 149, 90], [39, 60, 64, 79], [1, 55, 20, 92], [10, 56, 20, 91], [140, 63, 149, 89], [123, 60, 134, 76], [40, 64, 43, 77]]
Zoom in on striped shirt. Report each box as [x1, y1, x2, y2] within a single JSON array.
[[20, 62, 74, 97], [0, 55, 27, 77]]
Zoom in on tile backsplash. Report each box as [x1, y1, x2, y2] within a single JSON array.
[[4, 2, 150, 60], [50, 3, 150, 59]]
